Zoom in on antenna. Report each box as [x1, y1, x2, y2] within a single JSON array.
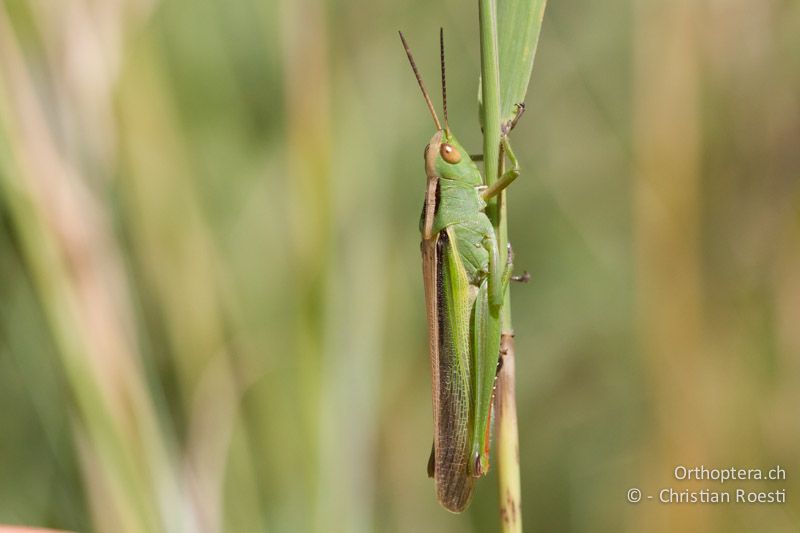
[[440, 28, 448, 130], [399, 31, 442, 131]]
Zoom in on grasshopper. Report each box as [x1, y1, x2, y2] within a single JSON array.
[[399, 30, 523, 513]]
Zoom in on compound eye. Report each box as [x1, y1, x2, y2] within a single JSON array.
[[440, 143, 462, 164]]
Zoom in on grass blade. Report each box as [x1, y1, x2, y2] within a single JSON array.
[[497, 0, 548, 124]]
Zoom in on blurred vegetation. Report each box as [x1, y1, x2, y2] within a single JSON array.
[[0, 0, 798, 532]]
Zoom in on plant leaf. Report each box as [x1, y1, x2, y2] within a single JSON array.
[[496, 0, 547, 124]]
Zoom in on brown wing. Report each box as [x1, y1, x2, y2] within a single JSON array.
[[422, 229, 475, 512]]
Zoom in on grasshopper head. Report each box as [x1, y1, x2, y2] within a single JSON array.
[[401, 30, 482, 186], [425, 129, 482, 187]]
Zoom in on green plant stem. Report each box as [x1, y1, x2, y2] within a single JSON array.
[[479, 0, 502, 198], [478, 0, 522, 531]]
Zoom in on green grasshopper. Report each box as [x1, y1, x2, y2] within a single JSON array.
[[399, 30, 524, 513]]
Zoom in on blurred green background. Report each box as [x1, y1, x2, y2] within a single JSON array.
[[1, 0, 799, 531]]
